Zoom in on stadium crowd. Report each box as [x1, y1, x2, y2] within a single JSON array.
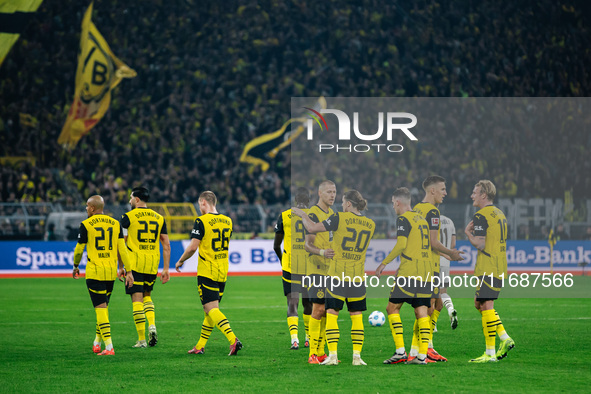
[[1, 0, 589, 208]]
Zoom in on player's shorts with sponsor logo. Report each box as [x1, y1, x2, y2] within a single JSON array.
[[325, 279, 366, 312], [198, 275, 226, 305], [389, 278, 433, 308], [125, 271, 158, 295], [475, 275, 503, 302], [303, 273, 327, 304], [87, 279, 114, 307]]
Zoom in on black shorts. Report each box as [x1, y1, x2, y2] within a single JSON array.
[[475, 276, 503, 302], [198, 276, 226, 305], [125, 271, 157, 295], [325, 280, 367, 312], [87, 279, 115, 307], [304, 274, 327, 304], [282, 270, 302, 296], [389, 280, 433, 309], [300, 281, 310, 301]]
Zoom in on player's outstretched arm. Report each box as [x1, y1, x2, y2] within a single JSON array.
[[160, 233, 171, 284], [175, 238, 200, 272], [72, 243, 85, 279], [292, 207, 327, 234], [375, 237, 407, 277], [430, 229, 465, 261]]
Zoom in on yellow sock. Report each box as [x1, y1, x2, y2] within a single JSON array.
[[94, 323, 102, 344], [482, 309, 497, 356], [95, 307, 112, 350], [287, 316, 299, 341], [208, 308, 237, 344], [325, 313, 339, 354], [417, 317, 430, 358], [132, 302, 146, 341], [494, 310, 510, 340], [196, 313, 214, 349], [309, 317, 321, 357], [429, 309, 440, 347], [388, 313, 405, 351], [350, 314, 364, 355], [410, 319, 419, 356], [303, 314, 311, 341], [318, 316, 327, 356], [143, 296, 155, 327]]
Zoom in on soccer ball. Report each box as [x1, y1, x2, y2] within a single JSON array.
[[368, 311, 386, 327]]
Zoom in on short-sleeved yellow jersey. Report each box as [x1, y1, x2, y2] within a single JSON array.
[[413, 201, 441, 273], [274, 208, 308, 275], [395, 211, 435, 282], [322, 212, 375, 282], [473, 205, 508, 279], [306, 205, 334, 275], [191, 213, 233, 282], [77, 214, 125, 281], [121, 208, 167, 275]]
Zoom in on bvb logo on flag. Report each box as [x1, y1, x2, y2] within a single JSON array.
[[58, 2, 136, 148]]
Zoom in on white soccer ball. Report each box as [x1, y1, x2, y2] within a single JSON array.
[[368, 310, 386, 327]]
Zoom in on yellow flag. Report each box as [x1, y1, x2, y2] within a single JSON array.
[[239, 97, 326, 171], [548, 229, 557, 248], [58, 2, 136, 148], [0, 0, 44, 66]]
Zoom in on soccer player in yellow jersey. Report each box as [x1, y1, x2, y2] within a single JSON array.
[[413, 175, 464, 362], [375, 187, 435, 365], [302, 180, 336, 364], [294, 190, 375, 366], [119, 187, 171, 348], [72, 195, 134, 356], [273, 187, 313, 350], [175, 191, 242, 356], [465, 180, 514, 363]]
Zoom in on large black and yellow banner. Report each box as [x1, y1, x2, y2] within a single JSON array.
[[0, 0, 44, 66], [58, 2, 136, 148], [240, 97, 326, 171]]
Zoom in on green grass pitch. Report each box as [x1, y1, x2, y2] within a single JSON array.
[[1, 276, 590, 392]]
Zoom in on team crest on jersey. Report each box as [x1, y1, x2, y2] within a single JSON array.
[[431, 218, 439, 227], [317, 289, 325, 299]]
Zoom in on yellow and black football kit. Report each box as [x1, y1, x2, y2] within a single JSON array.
[[384, 211, 434, 308], [75, 214, 132, 306], [473, 205, 508, 301], [413, 202, 441, 276], [322, 212, 375, 312], [275, 208, 309, 295], [306, 205, 334, 304], [121, 208, 167, 294], [191, 213, 233, 305]]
